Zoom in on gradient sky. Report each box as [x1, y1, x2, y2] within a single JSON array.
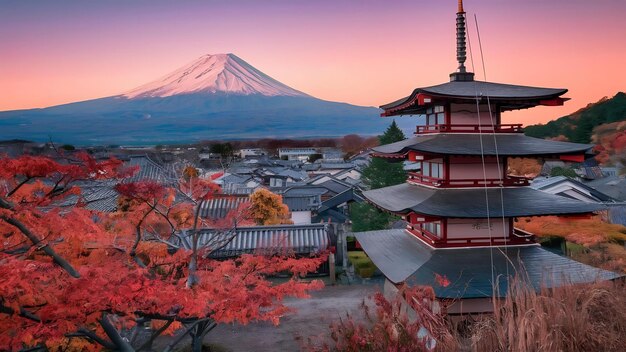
[[1, 0, 625, 125]]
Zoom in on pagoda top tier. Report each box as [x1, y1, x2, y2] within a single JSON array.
[[380, 81, 569, 117], [381, 0, 568, 117]]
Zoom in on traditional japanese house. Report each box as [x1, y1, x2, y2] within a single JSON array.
[[355, 1, 620, 314]]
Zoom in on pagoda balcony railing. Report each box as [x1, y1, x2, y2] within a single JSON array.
[[407, 226, 536, 248], [407, 173, 530, 188], [415, 123, 523, 134]]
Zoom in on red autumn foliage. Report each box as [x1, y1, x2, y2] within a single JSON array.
[[0, 154, 325, 351], [434, 273, 450, 288]]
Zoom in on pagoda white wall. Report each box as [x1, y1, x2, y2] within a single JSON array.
[[449, 103, 497, 126], [449, 162, 502, 180], [446, 218, 509, 240]]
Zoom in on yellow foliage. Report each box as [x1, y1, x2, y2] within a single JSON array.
[[507, 157, 541, 177], [182, 166, 199, 180], [248, 189, 292, 225]]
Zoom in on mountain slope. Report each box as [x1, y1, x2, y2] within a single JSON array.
[[0, 54, 413, 145], [524, 92, 626, 143], [123, 53, 308, 98]]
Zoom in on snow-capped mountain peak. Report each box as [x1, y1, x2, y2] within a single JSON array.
[[123, 53, 308, 99]]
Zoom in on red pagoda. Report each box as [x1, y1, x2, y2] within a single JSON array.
[[355, 1, 619, 314]]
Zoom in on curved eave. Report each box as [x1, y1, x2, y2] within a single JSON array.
[[380, 81, 568, 117], [354, 229, 621, 293], [371, 134, 593, 157], [363, 183, 605, 218]]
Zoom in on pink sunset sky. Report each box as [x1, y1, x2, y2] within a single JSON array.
[[1, 0, 624, 125]]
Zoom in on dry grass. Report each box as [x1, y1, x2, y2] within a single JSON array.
[[470, 279, 626, 352]]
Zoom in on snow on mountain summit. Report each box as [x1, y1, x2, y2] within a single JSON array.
[[123, 53, 309, 99]]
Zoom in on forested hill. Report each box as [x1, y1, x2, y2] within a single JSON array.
[[524, 92, 626, 143]]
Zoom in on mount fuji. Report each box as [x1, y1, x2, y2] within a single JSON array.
[[0, 53, 411, 145]]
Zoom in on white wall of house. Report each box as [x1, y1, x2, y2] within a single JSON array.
[[278, 148, 317, 160], [239, 148, 266, 158], [291, 211, 312, 225], [269, 178, 284, 187]]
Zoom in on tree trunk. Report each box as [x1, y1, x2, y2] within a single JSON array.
[[99, 313, 135, 352], [191, 333, 203, 352]]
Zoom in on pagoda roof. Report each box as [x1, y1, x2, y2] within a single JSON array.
[[355, 229, 621, 298], [363, 183, 604, 218], [371, 134, 592, 157], [381, 80, 568, 116]]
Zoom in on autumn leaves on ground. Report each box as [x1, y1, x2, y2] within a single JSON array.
[[0, 154, 325, 351]]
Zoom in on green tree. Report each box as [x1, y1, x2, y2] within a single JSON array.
[[350, 202, 399, 232], [362, 120, 407, 189], [379, 120, 406, 145], [351, 121, 406, 231]]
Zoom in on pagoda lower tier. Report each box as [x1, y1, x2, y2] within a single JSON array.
[[363, 183, 604, 248], [355, 229, 620, 306]]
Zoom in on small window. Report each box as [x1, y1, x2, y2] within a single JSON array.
[[421, 221, 442, 238], [437, 113, 445, 125], [424, 105, 446, 128], [422, 162, 431, 176], [431, 163, 439, 178]]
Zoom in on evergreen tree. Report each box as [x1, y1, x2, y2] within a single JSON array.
[[351, 121, 406, 231], [362, 120, 407, 189], [379, 120, 406, 145]]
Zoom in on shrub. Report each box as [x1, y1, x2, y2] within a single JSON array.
[[305, 286, 457, 352]]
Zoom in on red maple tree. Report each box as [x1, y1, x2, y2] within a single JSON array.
[[0, 153, 325, 351]]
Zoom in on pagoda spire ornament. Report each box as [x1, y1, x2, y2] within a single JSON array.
[[450, 0, 474, 81]]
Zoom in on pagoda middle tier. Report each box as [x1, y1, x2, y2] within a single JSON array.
[[363, 183, 604, 248]]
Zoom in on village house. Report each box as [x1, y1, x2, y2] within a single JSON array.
[[278, 147, 318, 161]]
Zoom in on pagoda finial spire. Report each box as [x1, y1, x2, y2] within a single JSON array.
[[450, 0, 474, 81]]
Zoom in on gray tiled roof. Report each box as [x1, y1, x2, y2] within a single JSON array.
[[355, 229, 621, 299], [381, 80, 567, 113], [316, 179, 351, 195], [175, 224, 329, 258], [127, 155, 177, 185], [320, 189, 363, 210], [82, 186, 119, 212], [585, 175, 626, 202], [372, 134, 593, 157], [282, 186, 328, 197], [283, 196, 320, 211], [320, 162, 355, 170], [199, 195, 250, 219], [363, 183, 605, 218], [531, 176, 616, 203]]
